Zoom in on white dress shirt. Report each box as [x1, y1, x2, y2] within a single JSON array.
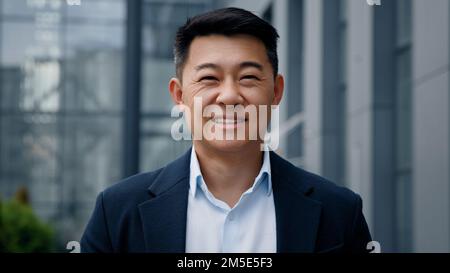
[[185, 146, 277, 253]]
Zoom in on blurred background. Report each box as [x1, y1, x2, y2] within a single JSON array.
[[0, 0, 448, 253]]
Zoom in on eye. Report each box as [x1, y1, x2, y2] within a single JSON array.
[[240, 75, 260, 81], [199, 76, 218, 82]]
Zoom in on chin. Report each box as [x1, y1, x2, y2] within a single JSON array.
[[205, 139, 260, 153]]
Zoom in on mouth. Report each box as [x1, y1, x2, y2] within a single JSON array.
[[211, 117, 247, 129]]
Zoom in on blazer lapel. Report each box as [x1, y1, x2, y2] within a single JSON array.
[[270, 152, 323, 253], [138, 148, 191, 253]]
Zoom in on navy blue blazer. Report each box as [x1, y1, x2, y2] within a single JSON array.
[[80, 148, 372, 253]]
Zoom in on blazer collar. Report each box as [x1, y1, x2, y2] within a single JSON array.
[[138, 147, 322, 253]]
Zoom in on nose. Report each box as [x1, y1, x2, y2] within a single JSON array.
[[215, 79, 245, 106]]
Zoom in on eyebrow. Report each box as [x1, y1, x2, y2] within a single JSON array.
[[195, 63, 219, 71], [194, 61, 264, 72], [240, 61, 263, 71]]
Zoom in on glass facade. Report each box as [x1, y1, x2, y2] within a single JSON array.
[[0, 0, 125, 247]]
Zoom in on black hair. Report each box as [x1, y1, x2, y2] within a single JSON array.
[[174, 7, 279, 79]]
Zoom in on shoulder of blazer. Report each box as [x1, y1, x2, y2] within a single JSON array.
[[270, 151, 361, 211], [100, 148, 192, 215]]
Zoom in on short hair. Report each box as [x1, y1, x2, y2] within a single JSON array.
[[173, 7, 279, 80]]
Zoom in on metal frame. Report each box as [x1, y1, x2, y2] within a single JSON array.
[[286, 0, 304, 162], [122, 0, 143, 178], [372, 0, 397, 252], [321, 0, 347, 185]]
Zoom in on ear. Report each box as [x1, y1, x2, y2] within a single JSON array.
[[272, 74, 284, 105], [169, 77, 185, 111]]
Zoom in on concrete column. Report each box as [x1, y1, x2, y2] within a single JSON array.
[[302, 0, 323, 174], [412, 0, 450, 253], [346, 0, 374, 231]]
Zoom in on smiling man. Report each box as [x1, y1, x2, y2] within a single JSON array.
[[81, 7, 372, 253]]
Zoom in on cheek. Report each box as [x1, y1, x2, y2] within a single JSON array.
[[184, 83, 218, 104], [243, 86, 274, 105], [185, 92, 217, 124]]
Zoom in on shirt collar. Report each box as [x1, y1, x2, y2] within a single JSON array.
[[189, 146, 203, 197], [189, 146, 272, 198]]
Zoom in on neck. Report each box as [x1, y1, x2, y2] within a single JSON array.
[[193, 141, 264, 208]]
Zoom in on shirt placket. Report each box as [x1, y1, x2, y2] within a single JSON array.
[[221, 209, 239, 253]]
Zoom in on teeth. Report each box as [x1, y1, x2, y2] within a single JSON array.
[[213, 118, 245, 124]]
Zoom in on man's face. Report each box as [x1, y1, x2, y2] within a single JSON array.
[[169, 34, 284, 153]]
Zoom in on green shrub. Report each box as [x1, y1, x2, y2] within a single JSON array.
[[0, 191, 54, 252]]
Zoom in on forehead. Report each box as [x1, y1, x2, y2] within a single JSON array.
[[185, 34, 269, 69]]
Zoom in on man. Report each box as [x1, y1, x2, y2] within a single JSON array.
[[81, 7, 372, 253]]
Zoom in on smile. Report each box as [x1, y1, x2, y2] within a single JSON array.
[[212, 118, 247, 124]]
